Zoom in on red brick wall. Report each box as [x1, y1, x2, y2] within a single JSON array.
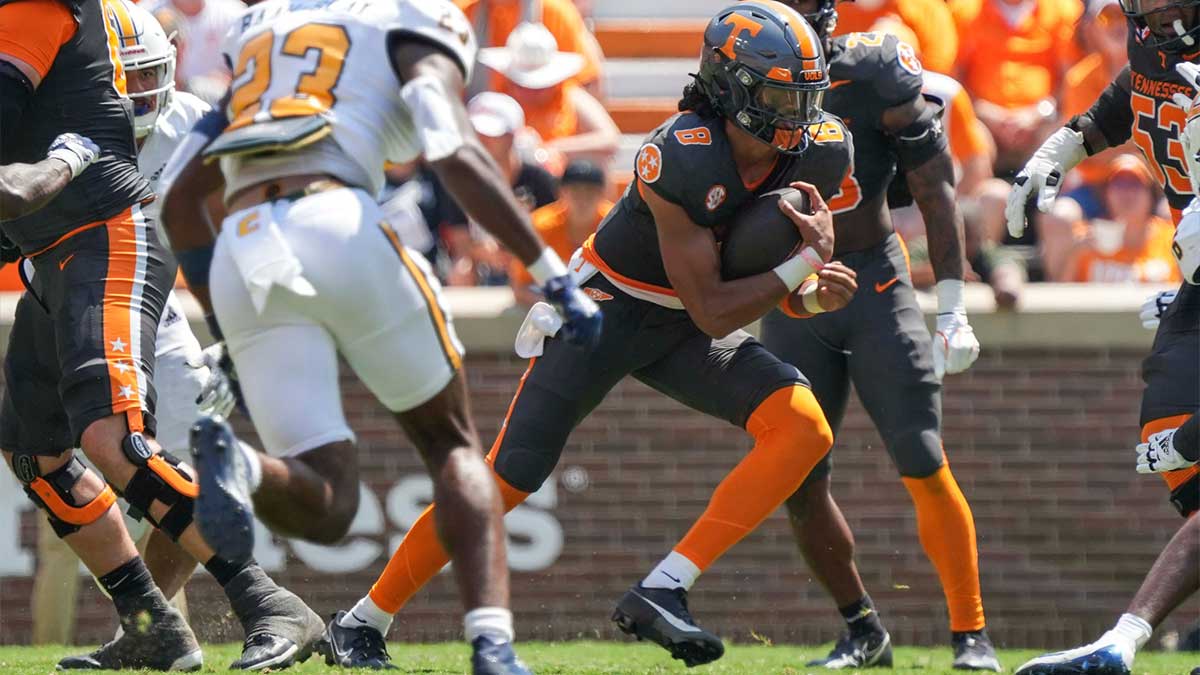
[[2, 347, 1196, 649]]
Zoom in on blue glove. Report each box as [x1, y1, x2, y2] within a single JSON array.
[[542, 275, 602, 348], [47, 133, 101, 179]]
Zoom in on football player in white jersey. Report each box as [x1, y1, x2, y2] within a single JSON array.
[[51, 3, 328, 670], [157, 0, 601, 672]]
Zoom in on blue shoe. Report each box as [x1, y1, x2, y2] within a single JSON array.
[[612, 584, 724, 667], [191, 415, 255, 563], [471, 636, 532, 675], [1015, 640, 1133, 675]]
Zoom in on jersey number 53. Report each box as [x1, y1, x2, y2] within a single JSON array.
[[1131, 92, 1191, 198]]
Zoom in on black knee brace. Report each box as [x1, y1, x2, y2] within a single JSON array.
[[118, 432, 198, 541], [14, 453, 117, 538]]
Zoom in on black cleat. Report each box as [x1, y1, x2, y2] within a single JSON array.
[[191, 415, 255, 564], [225, 565, 326, 671], [953, 629, 1002, 672], [807, 630, 893, 669], [57, 605, 202, 671], [471, 636, 533, 675], [323, 611, 397, 669], [612, 584, 724, 667]]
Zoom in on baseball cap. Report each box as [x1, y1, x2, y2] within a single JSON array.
[[468, 91, 526, 138], [1106, 154, 1154, 186]]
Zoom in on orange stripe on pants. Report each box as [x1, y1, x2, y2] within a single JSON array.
[[101, 206, 146, 432]]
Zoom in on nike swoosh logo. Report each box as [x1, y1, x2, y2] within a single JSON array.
[[874, 277, 899, 293], [573, 258, 586, 273], [59, 253, 75, 271], [632, 591, 701, 633], [660, 571, 682, 584], [829, 79, 852, 90]]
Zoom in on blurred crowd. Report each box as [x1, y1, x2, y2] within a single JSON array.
[[142, 0, 1183, 308]]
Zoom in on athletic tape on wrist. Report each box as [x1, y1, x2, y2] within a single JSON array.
[[773, 246, 824, 292], [528, 247, 569, 286]]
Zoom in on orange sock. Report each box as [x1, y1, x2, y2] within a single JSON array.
[[674, 385, 833, 571], [902, 464, 985, 632]]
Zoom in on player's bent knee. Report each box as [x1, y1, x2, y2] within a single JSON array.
[[491, 445, 556, 494], [891, 427, 946, 479], [11, 453, 117, 538], [118, 433, 199, 541], [750, 385, 835, 451]]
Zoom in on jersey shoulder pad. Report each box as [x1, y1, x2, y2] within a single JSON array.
[[636, 113, 721, 202], [835, 33, 924, 105], [388, 0, 477, 82], [160, 91, 211, 134]]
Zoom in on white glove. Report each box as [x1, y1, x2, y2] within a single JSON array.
[[1171, 200, 1200, 284], [1005, 127, 1087, 238], [189, 343, 237, 418], [1139, 289, 1177, 329], [47, 133, 100, 180], [933, 280, 980, 379], [1136, 427, 1196, 474]]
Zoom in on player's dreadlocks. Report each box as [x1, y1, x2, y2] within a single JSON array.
[[678, 78, 719, 119]]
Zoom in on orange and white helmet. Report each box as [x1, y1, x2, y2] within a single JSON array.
[[107, 0, 176, 138]]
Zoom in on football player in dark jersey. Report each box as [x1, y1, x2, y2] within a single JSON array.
[[0, 0, 322, 669], [326, 1, 857, 669], [1007, 0, 1200, 672], [759, 0, 996, 670]]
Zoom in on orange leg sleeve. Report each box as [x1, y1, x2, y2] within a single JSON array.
[[901, 464, 986, 633], [674, 385, 833, 571]]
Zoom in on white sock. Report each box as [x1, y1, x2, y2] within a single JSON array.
[[339, 595, 393, 636], [641, 551, 701, 590], [1098, 613, 1152, 668], [237, 441, 263, 493], [464, 607, 514, 644]]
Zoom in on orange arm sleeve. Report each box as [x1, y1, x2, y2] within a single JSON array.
[[0, 0, 75, 84]]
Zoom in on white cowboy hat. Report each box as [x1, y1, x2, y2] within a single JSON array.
[[477, 22, 584, 90], [468, 91, 526, 137]]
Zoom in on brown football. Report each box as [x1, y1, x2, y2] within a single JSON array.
[[720, 187, 811, 281]]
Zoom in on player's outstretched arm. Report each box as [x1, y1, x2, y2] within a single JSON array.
[[388, 39, 600, 346], [652, 181, 833, 338]]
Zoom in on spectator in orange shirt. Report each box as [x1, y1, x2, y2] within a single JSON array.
[[1059, 0, 1134, 218], [833, 0, 959, 73], [952, 0, 1082, 173], [1063, 156, 1182, 283], [478, 22, 619, 164], [458, 0, 605, 97], [510, 159, 613, 305]]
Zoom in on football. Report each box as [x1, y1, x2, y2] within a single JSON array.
[[719, 187, 811, 280]]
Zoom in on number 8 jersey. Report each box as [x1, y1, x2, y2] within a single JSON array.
[[214, 0, 475, 198], [1086, 32, 1196, 222]]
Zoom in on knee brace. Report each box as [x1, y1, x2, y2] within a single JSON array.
[[14, 454, 117, 538], [118, 432, 199, 541]]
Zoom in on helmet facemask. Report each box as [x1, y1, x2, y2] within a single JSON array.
[[701, 61, 829, 155], [1120, 0, 1200, 52]]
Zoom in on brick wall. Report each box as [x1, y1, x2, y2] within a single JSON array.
[[1, 346, 1196, 649]]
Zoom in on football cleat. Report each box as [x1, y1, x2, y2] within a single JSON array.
[[471, 636, 533, 675], [191, 415, 255, 564], [612, 584, 724, 667], [953, 630, 1002, 672], [323, 611, 397, 670], [1014, 642, 1132, 675], [57, 604, 202, 671], [226, 565, 326, 671], [807, 630, 893, 669]]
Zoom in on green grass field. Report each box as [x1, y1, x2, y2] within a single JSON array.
[[0, 642, 1194, 674]]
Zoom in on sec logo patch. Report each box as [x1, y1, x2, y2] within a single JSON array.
[[637, 143, 662, 183], [705, 184, 727, 211]]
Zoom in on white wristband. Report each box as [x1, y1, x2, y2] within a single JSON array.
[[527, 248, 569, 286], [935, 278, 966, 315], [772, 246, 824, 292], [800, 281, 824, 314], [47, 149, 86, 180]]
